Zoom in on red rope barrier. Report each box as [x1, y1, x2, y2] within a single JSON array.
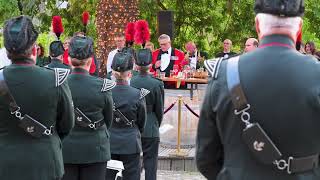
[[183, 102, 200, 118], [164, 101, 177, 115]]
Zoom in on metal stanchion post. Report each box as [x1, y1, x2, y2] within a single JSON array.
[[170, 95, 188, 157], [177, 95, 182, 153]]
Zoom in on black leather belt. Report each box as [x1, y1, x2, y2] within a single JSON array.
[[88, 119, 105, 130], [111, 121, 136, 129], [274, 154, 319, 174], [112, 116, 137, 129], [74, 108, 105, 130], [76, 118, 105, 130]]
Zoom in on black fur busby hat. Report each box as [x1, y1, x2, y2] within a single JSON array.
[[68, 36, 94, 60], [111, 52, 134, 72], [135, 49, 152, 66], [254, 0, 304, 17], [3, 16, 38, 54], [49, 41, 65, 57], [121, 47, 136, 60]]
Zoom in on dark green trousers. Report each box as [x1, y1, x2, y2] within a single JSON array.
[[142, 137, 160, 180], [62, 162, 107, 180]]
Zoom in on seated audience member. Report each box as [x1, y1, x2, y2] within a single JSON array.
[[244, 38, 259, 53], [184, 41, 208, 69], [215, 39, 237, 58]]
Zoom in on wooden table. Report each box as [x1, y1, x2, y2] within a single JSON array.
[[160, 77, 208, 99]]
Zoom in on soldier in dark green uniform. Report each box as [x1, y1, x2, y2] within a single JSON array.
[[61, 36, 115, 180], [47, 41, 71, 70], [107, 47, 139, 80], [130, 49, 164, 180], [120, 47, 139, 79], [0, 16, 74, 180], [105, 52, 147, 180], [196, 0, 320, 180]]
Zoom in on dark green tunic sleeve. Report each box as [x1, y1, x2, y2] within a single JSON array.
[[56, 82, 75, 140], [155, 83, 164, 125], [103, 91, 114, 129], [137, 97, 147, 133], [196, 79, 224, 179]]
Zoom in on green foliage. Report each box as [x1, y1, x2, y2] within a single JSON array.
[[0, 0, 20, 25], [0, 0, 98, 38], [303, 0, 320, 45], [0, 36, 3, 48], [138, 0, 320, 57], [139, 0, 256, 56], [1, 0, 320, 57], [37, 33, 56, 56]]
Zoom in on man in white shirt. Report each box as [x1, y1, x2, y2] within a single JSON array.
[[0, 48, 12, 68], [106, 34, 125, 74], [151, 34, 185, 77], [184, 41, 208, 69], [215, 39, 237, 58]]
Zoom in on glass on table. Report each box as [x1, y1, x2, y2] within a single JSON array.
[[191, 68, 196, 78], [160, 72, 166, 79], [173, 64, 179, 74], [156, 69, 161, 78], [170, 70, 175, 78]]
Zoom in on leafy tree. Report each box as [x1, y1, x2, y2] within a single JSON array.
[[0, 0, 20, 24], [139, 0, 256, 56], [1, 0, 320, 57], [0, 0, 98, 39], [139, 0, 320, 56]]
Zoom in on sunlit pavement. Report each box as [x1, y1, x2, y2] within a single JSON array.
[[141, 170, 206, 180]]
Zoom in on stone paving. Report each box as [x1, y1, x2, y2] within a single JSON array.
[[141, 170, 206, 180]]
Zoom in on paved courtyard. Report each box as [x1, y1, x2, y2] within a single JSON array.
[[141, 170, 206, 180]]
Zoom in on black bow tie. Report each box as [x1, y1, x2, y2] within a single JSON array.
[[189, 55, 196, 58], [161, 51, 169, 54]]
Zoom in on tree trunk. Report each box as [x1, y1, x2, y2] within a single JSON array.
[[96, 0, 139, 77]]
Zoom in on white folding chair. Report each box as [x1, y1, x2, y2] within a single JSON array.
[[107, 160, 124, 180]]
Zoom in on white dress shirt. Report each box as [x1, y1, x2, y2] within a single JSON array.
[[160, 47, 172, 71], [0, 48, 12, 68], [189, 51, 198, 69], [106, 48, 119, 73]]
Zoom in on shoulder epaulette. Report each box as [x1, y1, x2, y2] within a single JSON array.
[[140, 88, 150, 99], [54, 68, 70, 87], [204, 57, 224, 79], [101, 78, 116, 92], [44, 66, 52, 70]]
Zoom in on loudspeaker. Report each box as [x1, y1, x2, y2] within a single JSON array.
[[157, 11, 174, 40]]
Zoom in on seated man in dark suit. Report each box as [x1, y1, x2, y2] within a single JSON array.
[[215, 39, 237, 58]]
